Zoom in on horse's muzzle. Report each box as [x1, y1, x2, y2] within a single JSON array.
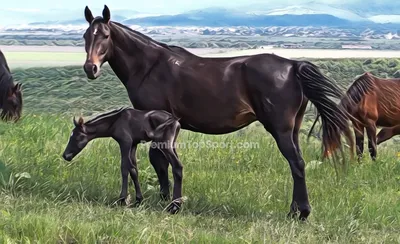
[[83, 62, 99, 79]]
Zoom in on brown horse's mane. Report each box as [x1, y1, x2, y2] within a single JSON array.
[[340, 72, 375, 113]]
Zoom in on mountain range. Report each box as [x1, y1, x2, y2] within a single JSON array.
[[1, 2, 400, 29]]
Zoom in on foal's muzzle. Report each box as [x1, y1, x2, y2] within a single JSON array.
[[62, 152, 73, 161], [83, 62, 99, 79]]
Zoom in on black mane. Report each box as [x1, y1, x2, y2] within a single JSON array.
[[85, 106, 128, 125]]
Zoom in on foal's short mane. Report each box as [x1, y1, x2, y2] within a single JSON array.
[[85, 106, 128, 125]]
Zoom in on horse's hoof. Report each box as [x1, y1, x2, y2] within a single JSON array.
[[299, 208, 311, 221], [114, 194, 131, 207], [287, 210, 298, 219], [160, 193, 170, 201], [134, 197, 143, 207], [164, 199, 182, 214]]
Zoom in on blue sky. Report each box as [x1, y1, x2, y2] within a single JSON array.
[[1, 0, 363, 14]]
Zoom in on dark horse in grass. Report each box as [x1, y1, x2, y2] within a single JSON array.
[[310, 72, 400, 161], [81, 5, 354, 220], [0, 50, 23, 122], [62, 107, 182, 213]]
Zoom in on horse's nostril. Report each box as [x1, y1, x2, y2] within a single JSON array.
[[92, 65, 98, 74]]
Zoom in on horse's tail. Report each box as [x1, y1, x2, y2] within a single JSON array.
[[152, 114, 181, 141], [295, 61, 354, 160]]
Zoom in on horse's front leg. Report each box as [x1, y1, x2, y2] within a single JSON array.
[[129, 145, 143, 206], [365, 123, 377, 161], [116, 143, 132, 206]]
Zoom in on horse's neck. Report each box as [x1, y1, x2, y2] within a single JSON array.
[[108, 39, 169, 88]]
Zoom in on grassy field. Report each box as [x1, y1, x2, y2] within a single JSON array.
[[0, 58, 399, 242]]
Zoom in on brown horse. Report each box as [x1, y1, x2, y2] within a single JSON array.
[[309, 72, 400, 161], [81, 5, 354, 220], [0, 50, 23, 122]]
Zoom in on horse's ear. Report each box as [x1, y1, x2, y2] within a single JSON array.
[[84, 6, 94, 24], [13, 83, 22, 92], [102, 5, 110, 24], [78, 117, 84, 125]]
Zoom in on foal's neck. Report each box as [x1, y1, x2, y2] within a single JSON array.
[[85, 117, 117, 139]]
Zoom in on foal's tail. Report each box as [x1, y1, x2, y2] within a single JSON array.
[[295, 61, 354, 160], [152, 114, 181, 141]]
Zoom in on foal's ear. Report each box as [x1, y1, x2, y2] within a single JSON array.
[[78, 117, 84, 125], [102, 5, 110, 24], [84, 6, 94, 24]]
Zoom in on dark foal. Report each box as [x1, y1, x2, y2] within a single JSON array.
[[62, 107, 183, 213]]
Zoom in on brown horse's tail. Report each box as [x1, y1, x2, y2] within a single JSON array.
[[295, 61, 354, 161]]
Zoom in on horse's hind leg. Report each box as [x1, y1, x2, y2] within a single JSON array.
[[259, 109, 310, 220], [293, 98, 308, 155], [377, 125, 400, 145], [149, 147, 171, 200]]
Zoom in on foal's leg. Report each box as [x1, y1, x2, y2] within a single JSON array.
[[163, 124, 183, 214], [149, 147, 171, 200], [365, 122, 377, 160], [377, 125, 400, 145], [129, 145, 143, 206], [118, 143, 132, 205]]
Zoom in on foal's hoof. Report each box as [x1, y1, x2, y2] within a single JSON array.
[[113, 195, 131, 207], [160, 193, 170, 201], [134, 197, 143, 207], [164, 199, 183, 214]]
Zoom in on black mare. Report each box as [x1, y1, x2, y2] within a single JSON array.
[[80, 5, 354, 220]]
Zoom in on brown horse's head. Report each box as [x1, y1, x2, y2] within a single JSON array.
[[82, 5, 113, 79], [1, 82, 22, 122]]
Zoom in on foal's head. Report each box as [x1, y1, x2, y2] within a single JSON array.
[[62, 117, 90, 161], [82, 5, 113, 79]]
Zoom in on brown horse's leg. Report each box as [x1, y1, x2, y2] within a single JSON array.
[[149, 147, 171, 200], [353, 121, 365, 161], [365, 122, 377, 160], [293, 98, 308, 155], [377, 125, 400, 145]]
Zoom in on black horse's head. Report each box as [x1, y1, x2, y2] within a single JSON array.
[[0, 82, 22, 122], [82, 5, 113, 79], [62, 117, 89, 161]]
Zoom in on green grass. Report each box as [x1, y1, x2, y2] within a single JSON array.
[[0, 59, 400, 242]]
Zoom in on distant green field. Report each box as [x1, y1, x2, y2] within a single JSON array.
[[0, 59, 399, 242], [5, 52, 85, 68]]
